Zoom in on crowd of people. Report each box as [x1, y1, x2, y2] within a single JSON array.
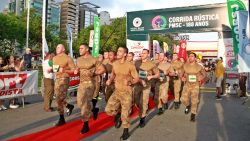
[[1, 43, 248, 140], [42, 43, 238, 140], [0, 48, 34, 110]]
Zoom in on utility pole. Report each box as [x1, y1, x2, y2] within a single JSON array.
[[26, 0, 30, 48]]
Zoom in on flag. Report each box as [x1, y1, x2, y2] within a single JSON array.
[[227, 0, 247, 67], [173, 44, 180, 54], [163, 42, 168, 53], [92, 16, 101, 57], [178, 40, 187, 61], [42, 38, 49, 61], [66, 24, 73, 58], [89, 30, 94, 47], [153, 40, 161, 58], [238, 11, 250, 72], [42, 0, 47, 61]]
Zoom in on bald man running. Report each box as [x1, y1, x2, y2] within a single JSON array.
[[53, 44, 76, 126]]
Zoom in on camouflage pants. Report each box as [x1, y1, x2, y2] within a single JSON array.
[[104, 83, 115, 102], [93, 76, 100, 99], [77, 81, 95, 122], [173, 79, 182, 102], [105, 89, 132, 128], [54, 78, 69, 115], [134, 84, 151, 118], [43, 78, 54, 110], [180, 82, 200, 114], [154, 81, 169, 109]]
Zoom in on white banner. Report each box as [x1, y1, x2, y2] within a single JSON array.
[[163, 42, 168, 52], [217, 38, 237, 71], [238, 11, 250, 72], [153, 40, 162, 53], [89, 30, 94, 47], [0, 71, 38, 99], [127, 39, 149, 60], [217, 38, 239, 94], [66, 24, 73, 58], [42, 38, 49, 61]]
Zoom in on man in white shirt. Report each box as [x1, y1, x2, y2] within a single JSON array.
[[42, 53, 55, 112]]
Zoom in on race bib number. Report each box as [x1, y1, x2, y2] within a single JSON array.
[[108, 73, 112, 79], [160, 73, 165, 79], [139, 70, 147, 79], [53, 65, 60, 73], [188, 75, 197, 82]]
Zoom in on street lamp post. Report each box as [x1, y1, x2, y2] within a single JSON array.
[[26, 0, 30, 49]]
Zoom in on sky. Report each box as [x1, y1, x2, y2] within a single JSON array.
[[83, 0, 227, 18], [3, 0, 250, 18], [0, 0, 227, 18], [0, 0, 8, 12], [0, 0, 228, 42]]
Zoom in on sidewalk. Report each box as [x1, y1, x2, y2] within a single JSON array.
[[85, 88, 250, 141]]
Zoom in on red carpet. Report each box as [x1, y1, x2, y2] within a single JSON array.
[[9, 93, 174, 141]]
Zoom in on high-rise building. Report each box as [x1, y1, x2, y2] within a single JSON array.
[[8, 0, 26, 15], [7, 0, 60, 26], [99, 11, 111, 25], [79, 2, 100, 31], [47, 0, 60, 26], [60, 0, 80, 37], [30, 0, 43, 16]]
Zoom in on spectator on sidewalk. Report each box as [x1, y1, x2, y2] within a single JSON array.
[[215, 57, 224, 100], [0, 56, 8, 111], [22, 48, 33, 104], [204, 60, 211, 83], [239, 73, 247, 98], [23, 48, 32, 70], [2, 55, 24, 108], [42, 53, 55, 112]]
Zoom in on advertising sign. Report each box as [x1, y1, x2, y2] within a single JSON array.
[[227, 0, 247, 66], [238, 11, 250, 72], [127, 5, 230, 35], [92, 16, 101, 57], [0, 71, 38, 99], [127, 39, 149, 60]]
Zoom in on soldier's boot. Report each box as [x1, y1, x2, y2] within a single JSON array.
[[164, 103, 168, 110], [190, 113, 196, 122], [114, 113, 122, 128], [138, 117, 146, 128], [157, 108, 164, 115], [120, 128, 130, 140], [66, 104, 74, 116], [174, 102, 180, 109], [184, 105, 191, 114], [92, 98, 98, 108], [55, 115, 66, 126], [92, 107, 99, 120], [80, 121, 90, 134]]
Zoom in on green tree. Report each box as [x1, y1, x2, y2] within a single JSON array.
[[73, 25, 93, 52], [0, 13, 26, 57], [20, 9, 42, 52], [101, 17, 126, 52], [74, 17, 126, 54], [45, 24, 68, 53]]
